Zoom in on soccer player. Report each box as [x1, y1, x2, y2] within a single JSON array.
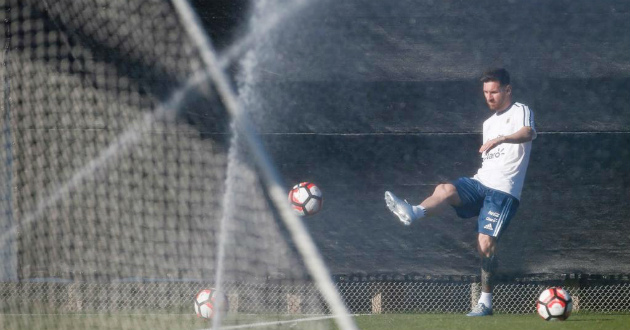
[[384, 68, 536, 316]]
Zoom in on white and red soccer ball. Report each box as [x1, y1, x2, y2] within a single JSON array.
[[537, 287, 573, 321], [194, 288, 228, 319], [288, 182, 323, 216]]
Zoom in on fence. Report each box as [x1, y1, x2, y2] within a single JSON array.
[[2, 275, 629, 315]]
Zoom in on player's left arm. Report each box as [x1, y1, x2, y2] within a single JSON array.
[[479, 126, 536, 153]]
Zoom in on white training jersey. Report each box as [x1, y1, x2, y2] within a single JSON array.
[[473, 102, 536, 200]]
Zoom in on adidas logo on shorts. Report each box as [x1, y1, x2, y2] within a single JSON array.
[[484, 223, 494, 231]]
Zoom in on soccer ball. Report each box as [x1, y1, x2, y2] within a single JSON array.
[[194, 288, 228, 319], [537, 287, 573, 321], [288, 182, 323, 216]]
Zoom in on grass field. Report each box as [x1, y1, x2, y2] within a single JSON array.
[[354, 313, 630, 330], [2, 312, 630, 330]]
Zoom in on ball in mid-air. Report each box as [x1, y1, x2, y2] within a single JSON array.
[[288, 182, 323, 216], [194, 288, 229, 319], [537, 287, 572, 321]]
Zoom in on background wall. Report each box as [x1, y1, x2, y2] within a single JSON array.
[[231, 0, 630, 276]]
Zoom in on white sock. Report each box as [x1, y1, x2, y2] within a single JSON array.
[[411, 205, 426, 220], [479, 292, 492, 309]]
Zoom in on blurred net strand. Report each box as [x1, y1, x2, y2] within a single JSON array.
[[2, 0, 15, 281], [213, 122, 235, 329], [169, 0, 358, 330]]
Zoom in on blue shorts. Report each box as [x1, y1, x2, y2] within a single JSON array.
[[451, 177, 520, 239]]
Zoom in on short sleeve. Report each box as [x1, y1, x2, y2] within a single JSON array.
[[517, 103, 536, 140]]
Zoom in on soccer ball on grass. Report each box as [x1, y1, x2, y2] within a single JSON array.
[[288, 182, 323, 216], [537, 287, 572, 321], [194, 288, 229, 319]]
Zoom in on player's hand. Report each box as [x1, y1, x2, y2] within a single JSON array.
[[479, 136, 505, 153]]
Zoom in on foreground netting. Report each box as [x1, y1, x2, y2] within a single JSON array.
[[3, 1, 628, 330], [0, 0, 355, 329]]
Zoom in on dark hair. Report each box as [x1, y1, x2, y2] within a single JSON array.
[[480, 68, 510, 86]]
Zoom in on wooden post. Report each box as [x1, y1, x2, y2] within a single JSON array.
[[227, 293, 239, 314], [371, 292, 382, 314], [66, 282, 83, 312], [287, 293, 301, 314], [572, 293, 580, 312]]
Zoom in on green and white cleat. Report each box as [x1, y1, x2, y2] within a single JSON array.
[[384, 191, 414, 226]]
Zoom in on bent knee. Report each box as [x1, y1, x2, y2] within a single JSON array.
[[434, 183, 459, 201], [434, 183, 457, 196], [478, 234, 496, 257], [479, 246, 494, 258]]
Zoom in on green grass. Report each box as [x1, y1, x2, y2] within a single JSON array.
[[354, 313, 630, 330], [2, 312, 629, 330], [0, 313, 335, 330]]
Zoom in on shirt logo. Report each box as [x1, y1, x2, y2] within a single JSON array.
[[484, 223, 494, 231], [482, 147, 505, 161]]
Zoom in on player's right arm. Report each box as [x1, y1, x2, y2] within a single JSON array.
[[479, 105, 536, 153], [479, 126, 535, 153]]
